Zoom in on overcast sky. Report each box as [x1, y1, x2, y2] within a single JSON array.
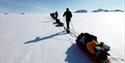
[[1, 0, 125, 13]]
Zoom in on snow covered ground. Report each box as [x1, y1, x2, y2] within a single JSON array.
[[0, 12, 125, 63]]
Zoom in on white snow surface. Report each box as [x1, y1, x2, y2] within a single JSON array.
[[0, 12, 125, 63]]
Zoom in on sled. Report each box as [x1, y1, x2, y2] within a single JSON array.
[[55, 19, 64, 27], [76, 33, 111, 63]]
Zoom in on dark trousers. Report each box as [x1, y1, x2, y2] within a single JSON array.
[[66, 18, 71, 30]]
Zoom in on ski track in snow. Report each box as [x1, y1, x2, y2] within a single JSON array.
[[0, 13, 125, 63]]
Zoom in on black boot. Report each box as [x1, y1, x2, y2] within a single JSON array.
[[66, 29, 70, 33]]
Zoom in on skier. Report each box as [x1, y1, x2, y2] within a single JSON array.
[[63, 8, 72, 33], [50, 12, 55, 19], [55, 11, 58, 19]]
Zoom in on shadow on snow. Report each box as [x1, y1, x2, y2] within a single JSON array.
[[65, 44, 92, 63], [24, 31, 67, 44]]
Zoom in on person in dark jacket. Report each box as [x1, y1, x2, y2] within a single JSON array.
[[55, 11, 58, 19], [63, 8, 72, 33]]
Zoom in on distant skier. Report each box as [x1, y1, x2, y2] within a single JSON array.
[[50, 12, 55, 19], [63, 8, 72, 33], [55, 11, 58, 19]]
